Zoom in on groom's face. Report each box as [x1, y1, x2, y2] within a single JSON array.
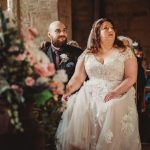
[[48, 22, 67, 47]]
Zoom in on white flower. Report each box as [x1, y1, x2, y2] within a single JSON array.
[[105, 130, 113, 143], [0, 32, 4, 43], [0, 19, 2, 28], [7, 109, 12, 117], [53, 69, 68, 83], [132, 41, 138, 47], [60, 54, 69, 63], [8, 45, 19, 52], [36, 77, 50, 86]]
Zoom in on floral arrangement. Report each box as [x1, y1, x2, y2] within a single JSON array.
[[0, 9, 67, 149]]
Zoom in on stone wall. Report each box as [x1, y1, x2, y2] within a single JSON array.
[[18, 0, 59, 41], [12, 0, 71, 41]]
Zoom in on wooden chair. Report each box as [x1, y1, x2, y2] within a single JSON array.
[[142, 70, 150, 112], [142, 86, 150, 112]]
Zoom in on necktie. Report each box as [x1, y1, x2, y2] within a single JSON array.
[[55, 50, 60, 69]]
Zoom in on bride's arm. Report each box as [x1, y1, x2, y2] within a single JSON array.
[[63, 56, 87, 100], [104, 56, 137, 101]]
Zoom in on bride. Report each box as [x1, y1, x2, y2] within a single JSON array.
[[56, 18, 141, 150]]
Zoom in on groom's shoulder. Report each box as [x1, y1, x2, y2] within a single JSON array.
[[41, 42, 52, 53], [65, 44, 83, 55]]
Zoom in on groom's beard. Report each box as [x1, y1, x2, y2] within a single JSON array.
[[52, 36, 67, 48]]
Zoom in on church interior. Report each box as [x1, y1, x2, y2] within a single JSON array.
[[0, 0, 150, 149]]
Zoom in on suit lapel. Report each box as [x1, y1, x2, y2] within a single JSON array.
[[47, 47, 54, 63]]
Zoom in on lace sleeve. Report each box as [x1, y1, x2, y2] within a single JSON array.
[[78, 52, 87, 61], [122, 47, 135, 61]]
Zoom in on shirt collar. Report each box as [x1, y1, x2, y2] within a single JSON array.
[[51, 43, 61, 53]]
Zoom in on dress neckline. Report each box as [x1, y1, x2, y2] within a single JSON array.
[[93, 49, 119, 65]]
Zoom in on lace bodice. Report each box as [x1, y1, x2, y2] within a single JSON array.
[[83, 48, 135, 82]]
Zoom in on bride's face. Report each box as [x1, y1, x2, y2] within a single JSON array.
[[100, 21, 116, 43]]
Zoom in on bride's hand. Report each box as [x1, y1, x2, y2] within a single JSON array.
[[61, 86, 72, 101], [104, 90, 119, 102], [61, 94, 70, 101]]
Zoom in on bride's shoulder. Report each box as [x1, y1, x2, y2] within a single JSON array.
[[78, 50, 93, 61], [118, 47, 136, 60]]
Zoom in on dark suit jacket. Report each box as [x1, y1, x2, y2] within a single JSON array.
[[42, 42, 83, 80]]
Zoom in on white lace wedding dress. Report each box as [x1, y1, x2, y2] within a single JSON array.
[[56, 48, 141, 150]]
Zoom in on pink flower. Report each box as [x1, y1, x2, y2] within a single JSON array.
[[34, 63, 55, 77], [21, 27, 38, 42], [8, 45, 19, 52], [11, 84, 23, 95], [16, 53, 26, 61], [25, 76, 35, 86], [50, 82, 64, 95], [28, 27, 38, 40], [25, 50, 35, 65]]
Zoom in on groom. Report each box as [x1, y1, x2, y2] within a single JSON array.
[[41, 21, 83, 80]]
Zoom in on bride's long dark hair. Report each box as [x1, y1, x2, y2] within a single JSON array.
[[86, 18, 125, 53]]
